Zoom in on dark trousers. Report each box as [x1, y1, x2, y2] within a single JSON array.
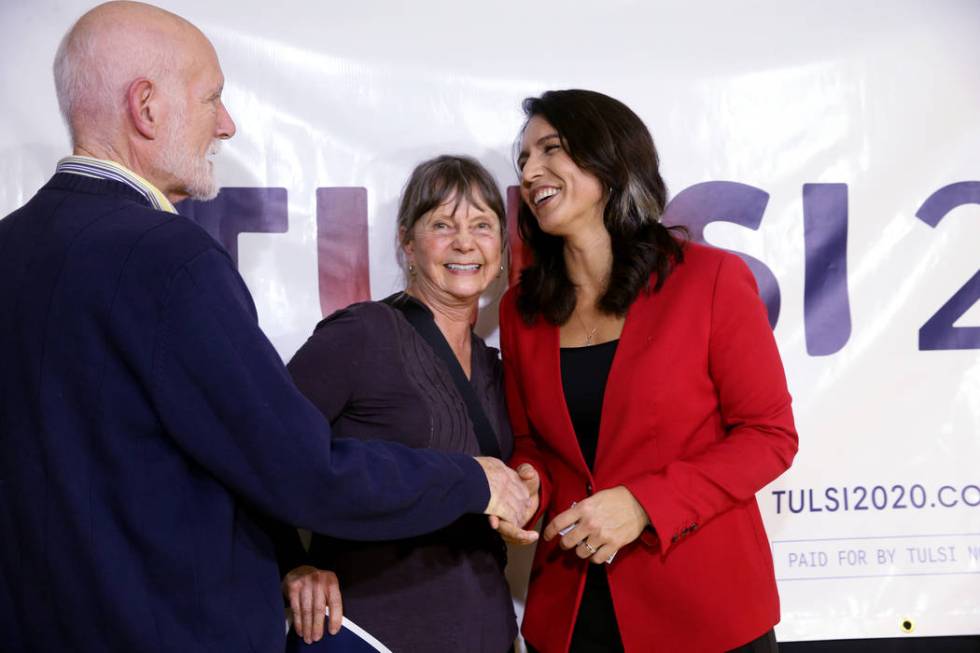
[[526, 630, 776, 653], [525, 565, 777, 652]]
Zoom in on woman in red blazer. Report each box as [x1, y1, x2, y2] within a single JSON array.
[[498, 90, 798, 653]]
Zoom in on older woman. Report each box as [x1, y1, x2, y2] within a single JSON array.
[[278, 155, 526, 652], [499, 90, 798, 652]]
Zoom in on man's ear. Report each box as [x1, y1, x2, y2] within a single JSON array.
[[126, 77, 158, 140]]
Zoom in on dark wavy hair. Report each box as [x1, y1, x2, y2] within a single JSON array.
[[514, 89, 685, 325], [396, 155, 506, 270]]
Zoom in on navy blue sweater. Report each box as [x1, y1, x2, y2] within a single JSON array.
[[0, 174, 489, 652]]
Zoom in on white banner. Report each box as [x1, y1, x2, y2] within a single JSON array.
[[2, 0, 978, 643]]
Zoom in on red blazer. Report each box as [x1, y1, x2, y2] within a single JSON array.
[[500, 243, 798, 653]]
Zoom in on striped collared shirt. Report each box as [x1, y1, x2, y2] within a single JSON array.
[[56, 155, 177, 214]]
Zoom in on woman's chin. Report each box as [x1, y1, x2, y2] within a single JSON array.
[[415, 282, 488, 309]]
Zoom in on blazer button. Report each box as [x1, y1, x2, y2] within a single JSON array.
[[586, 483, 593, 495]]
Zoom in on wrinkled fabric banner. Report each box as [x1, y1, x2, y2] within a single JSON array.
[[2, 0, 978, 643]]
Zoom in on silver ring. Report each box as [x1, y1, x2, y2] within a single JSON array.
[[582, 541, 597, 555], [605, 552, 616, 564]]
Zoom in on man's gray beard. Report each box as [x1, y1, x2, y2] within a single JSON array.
[[158, 107, 220, 201]]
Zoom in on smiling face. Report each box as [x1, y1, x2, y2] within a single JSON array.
[[403, 191, 503, 311], [517, 114, 607, 238]]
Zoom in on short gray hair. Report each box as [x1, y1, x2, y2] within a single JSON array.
[[52, 12, 174, 145]]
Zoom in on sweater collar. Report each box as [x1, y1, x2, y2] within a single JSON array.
[[55, 155, 177, 214]]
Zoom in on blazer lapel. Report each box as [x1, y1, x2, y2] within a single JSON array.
[[526, 319, 591, 475], [592, 289, 665, 479]]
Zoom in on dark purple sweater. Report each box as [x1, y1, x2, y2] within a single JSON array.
[[285, 298, 517, 652]]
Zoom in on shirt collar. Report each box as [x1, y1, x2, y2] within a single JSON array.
[[55, 155, 178, 214]]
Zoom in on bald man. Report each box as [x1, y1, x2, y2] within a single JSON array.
[[0, 3, 531, 651]]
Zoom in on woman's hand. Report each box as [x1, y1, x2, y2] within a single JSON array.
[[282, 565, 343, 644], [489, 463, 541, 545], [543, 486, 649, 564]]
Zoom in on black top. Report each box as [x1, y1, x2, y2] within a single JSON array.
[[560, 339, 619, 471], [282, 298, 516, 653], [559, 340, 625, 652]]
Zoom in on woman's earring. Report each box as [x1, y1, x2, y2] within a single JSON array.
[[408, 264, 416, 276]]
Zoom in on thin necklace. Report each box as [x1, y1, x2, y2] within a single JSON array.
[[575, 310, 599, 346]]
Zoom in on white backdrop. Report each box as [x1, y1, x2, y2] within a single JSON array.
[[2, 0, 979, 643]]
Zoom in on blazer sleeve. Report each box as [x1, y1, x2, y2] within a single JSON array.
[[624, 253, 798, 555], [500, 291, 552, 527], [149, 247, 490, 541]]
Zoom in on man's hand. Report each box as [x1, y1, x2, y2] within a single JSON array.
[[542, 486, 649, 564], [489, 463, 540, 545], [282, 565, 343, 644], [475, 456, 532, 526]]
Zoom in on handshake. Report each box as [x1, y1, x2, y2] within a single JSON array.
[[475, 458, 541, 545]]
